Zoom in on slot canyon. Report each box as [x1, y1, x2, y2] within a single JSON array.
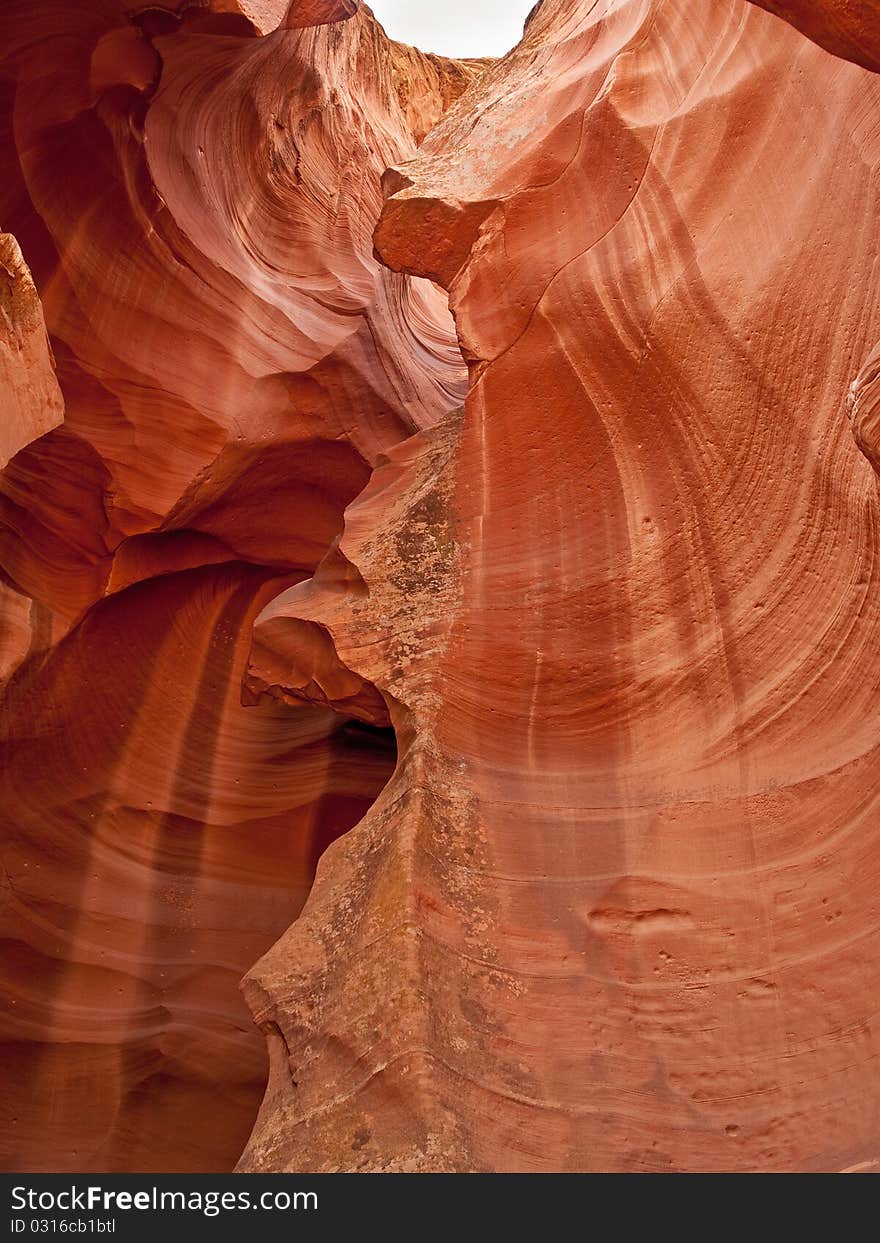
[[0, 0, 879, 1174]]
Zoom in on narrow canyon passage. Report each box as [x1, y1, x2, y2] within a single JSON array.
[[0, 0, 469, 1172], [3, 0, 880, 1177], [241, 0, 880, 1173], [0, 561, 397, 1171]]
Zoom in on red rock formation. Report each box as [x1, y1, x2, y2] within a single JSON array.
[[747, 0, 880, 72], [242, 0, 880, 1172], [285, 0, 360, 29], [0, 564, 396, 1171], [0, 236, 63, 470], [3, 0, 880, 1176], [0, 0, 469, 1172], [850, 343, 880, 479]]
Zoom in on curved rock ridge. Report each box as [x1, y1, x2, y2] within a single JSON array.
[[0, 0, 471, 619], [0, 0, 476, 1171], [242, 0, 880, 1172], [119, 1, 347, 38], [284, 0, 361, 30], [747, 1, 880, 72]]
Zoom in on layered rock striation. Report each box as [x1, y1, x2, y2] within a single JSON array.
[[2, 0, 880, 1174], [245, 0, 880, 1172], [747, 0, 880, 73], [0, 0, 468, 1172]]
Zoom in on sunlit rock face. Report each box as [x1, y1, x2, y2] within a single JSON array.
[[0, 235, 63, 470], [2, 0, 880, 1175]]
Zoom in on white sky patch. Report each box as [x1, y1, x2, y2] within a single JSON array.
[[368, 1, 536, 58]]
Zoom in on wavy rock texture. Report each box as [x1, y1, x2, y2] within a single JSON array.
[[2, 0, 880, 1176], [747, 0, 880, 72], [0, 0, 469, 1172], [242, 0, 880, 1173]]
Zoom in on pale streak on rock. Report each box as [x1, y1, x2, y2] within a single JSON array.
[[849, 343, 880, 479], [0, 235, 63, 470]]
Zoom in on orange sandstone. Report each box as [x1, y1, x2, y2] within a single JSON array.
[[1, 0, 879, 1175]]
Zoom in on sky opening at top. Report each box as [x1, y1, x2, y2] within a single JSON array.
[[368, 1, 536, 59]]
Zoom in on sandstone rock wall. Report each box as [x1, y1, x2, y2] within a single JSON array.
[[2, 0, 879, 1174], [0, 0, 466, 1172]]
